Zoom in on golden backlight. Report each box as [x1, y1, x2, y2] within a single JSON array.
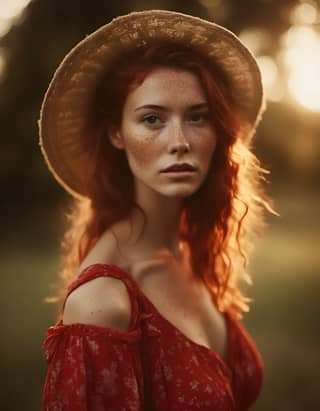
[[0, 0, 31, 37], [281, 25, 320, 111]]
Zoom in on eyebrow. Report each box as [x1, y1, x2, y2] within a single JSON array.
[[134, 103, 209, 112]]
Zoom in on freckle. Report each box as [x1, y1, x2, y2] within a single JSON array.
[[127, 135, 159, 167]]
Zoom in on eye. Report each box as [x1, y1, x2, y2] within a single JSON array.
[[188, 112, 209, 123], [143, 115, 161, 125]]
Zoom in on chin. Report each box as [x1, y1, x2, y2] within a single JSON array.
[[159, 184, 200, 198]]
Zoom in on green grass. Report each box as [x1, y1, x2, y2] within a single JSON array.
[[244, 191, 320, 410]]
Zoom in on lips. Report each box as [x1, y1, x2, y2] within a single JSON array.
[[162, 163, 196, 172]]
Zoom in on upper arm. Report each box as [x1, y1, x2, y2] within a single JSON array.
[[44, 276, 143, 410], [63, 276, 132, 331]]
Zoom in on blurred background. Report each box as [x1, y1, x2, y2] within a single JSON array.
[[0, 0, 319, 409]]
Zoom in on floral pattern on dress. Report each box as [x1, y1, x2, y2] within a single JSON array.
[[43, 264, 263, 410]]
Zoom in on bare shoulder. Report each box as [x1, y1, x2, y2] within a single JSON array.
[[63, 219, 135, 330], [63, 275, 132, 331]]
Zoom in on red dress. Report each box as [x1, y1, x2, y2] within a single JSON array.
[[43, 264, 264, 410]]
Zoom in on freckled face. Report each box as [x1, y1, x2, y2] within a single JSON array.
[[111, 67, 218, 198]]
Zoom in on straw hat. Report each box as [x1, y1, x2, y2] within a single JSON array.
[[38, 9, 266, 199]]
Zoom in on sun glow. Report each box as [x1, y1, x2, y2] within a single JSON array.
[[0, 0, 32, 80], [257, 55, 283, 102], [0, 0, 32, 37], [290, 1, 318, 25], [281, 25, 320, 111]]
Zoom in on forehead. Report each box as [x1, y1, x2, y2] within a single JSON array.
[[125, 67, 207, 109]]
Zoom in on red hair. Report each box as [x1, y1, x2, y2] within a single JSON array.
[[47, 43, 274, 320]]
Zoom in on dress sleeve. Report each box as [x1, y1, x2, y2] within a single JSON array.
[[43, 322, 144, 411]]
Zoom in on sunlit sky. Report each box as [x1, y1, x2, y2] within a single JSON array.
[[0, 0, 320, 112]]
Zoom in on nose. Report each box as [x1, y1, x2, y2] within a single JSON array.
[[168, 122, 190, 154]]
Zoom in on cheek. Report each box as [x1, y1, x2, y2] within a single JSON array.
[[125, 134, 160, 171], [199, 134, 218, 163]]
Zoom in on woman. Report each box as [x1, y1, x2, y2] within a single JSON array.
[[40, 10, 274, 411]]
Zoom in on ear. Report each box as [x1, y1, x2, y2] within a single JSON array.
[[108, 127, 125, 150]]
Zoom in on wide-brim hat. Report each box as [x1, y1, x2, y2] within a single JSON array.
[[39, 9, 266, 200]]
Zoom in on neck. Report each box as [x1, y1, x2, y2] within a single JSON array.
[[127, 185, 184, 261]]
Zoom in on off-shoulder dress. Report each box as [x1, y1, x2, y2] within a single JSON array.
[[43, 263, 264, 410]]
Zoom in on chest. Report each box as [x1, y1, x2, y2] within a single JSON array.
[[126, 255, 228, 362]]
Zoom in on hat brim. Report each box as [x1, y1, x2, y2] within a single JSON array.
[[39, 9, 265, 199]]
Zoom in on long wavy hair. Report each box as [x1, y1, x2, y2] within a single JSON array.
[[46, 42, 275, 320]]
